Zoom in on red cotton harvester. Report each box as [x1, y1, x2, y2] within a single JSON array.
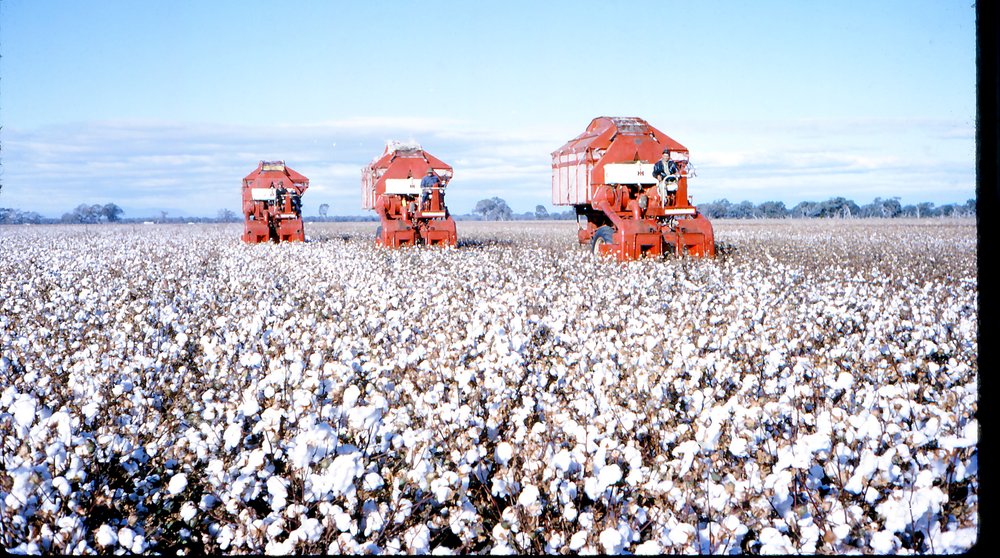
[[362, 141, 457, 247], [552, 116, 715, 260], [241, 161, 309, 243]]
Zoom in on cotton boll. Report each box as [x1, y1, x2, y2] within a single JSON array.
[[569, 530, 588, 552], [599, 528, 625, 554], [518, 483, 540, 507], [180, 501, 198, 523], [223, 422, 243, 451], [267, 476, 289, 511], [495, 442, 514, 466], [95, 524, 117, 548], [634, 539, 663, 555], [167, 473, 188, 496]]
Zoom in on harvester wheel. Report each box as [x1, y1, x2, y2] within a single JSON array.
[[375, 226, 382, 242], [591, 226, 614, 255]]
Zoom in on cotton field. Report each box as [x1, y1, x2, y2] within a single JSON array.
[[0, 219, 978, 554]]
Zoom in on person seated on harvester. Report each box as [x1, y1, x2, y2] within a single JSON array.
[[420, 169, 440, 210], [652, 148, 679, 206]]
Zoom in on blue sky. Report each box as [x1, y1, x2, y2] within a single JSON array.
[[1, 0, 977, 218]]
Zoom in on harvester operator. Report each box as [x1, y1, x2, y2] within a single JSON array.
[[653, 149, 680, 206], [420, 169, 440, 210]]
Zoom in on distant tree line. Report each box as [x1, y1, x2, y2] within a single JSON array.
[[465, 196, 977, 221], [1, 203, 125, 224], [0, 196, 978, 225], [696, 197, 976, 219]]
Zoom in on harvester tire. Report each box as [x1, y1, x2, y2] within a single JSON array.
[[375, 226, 382, 242], [591, 226, 614, 255]]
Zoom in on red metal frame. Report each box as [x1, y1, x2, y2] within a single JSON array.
[[552, 116, 715, 260], [241, 161, 309, 243], [362, 142, 457, 247]]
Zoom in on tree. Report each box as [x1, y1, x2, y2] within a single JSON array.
[[101, 203, 124, 222], [698, 199, 732, 219], [729, 200, 757, 219], [490, 198, 513, 221], [318, 203, 330, 218], [757, 201, 788, 218], [217, 208, 238, 222], [813, 197, 860, 218], [0, 208, 43, 224], [789, 201, 817, 218], [534, 205, 549, 220], [474, 197, 513, 220], [64, 204, 99, 223], [474, 198, 496, 220]]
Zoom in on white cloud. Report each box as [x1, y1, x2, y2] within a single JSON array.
[[1, 116, 975, 218]]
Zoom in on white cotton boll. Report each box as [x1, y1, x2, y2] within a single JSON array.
[[431, 477, 453, 504], [877, 494, 909, 533], [634, 539, 662, 555], [295, 517, 324, 543], [491, 478, 511, 498], [562, 502, 578, 522], [518, 484, 539, 507], [599, 528, 625, 554], [583, 476, 601, 500], [845, 449, 877, 494], [934, 527, 979, 553], [223, 422, 243, 451], [266, 540, 294, 555], [758, 527, 793, 554], [672, 440, 701, 476], [10, 394, 36, 430], [569, 531, 588, 551], [668, 523, 695, 546], [180, 502, 198, 523], [347, 404, 383, 432], [167, 473, 188, 496], [363, 472, 384, 491], [267, 476, 289, 511], [117, 527, 135, 550], [405, 523, 430, 554], [81, 400, 100, 422], [831, 371, 854, 391], [832, 523, 851, 543], [321, 453, 364, 498], [131, 534, 147, 554], [247, 353, 263, 367], [52, 476, 71, 497], [729, 436, 749, 458], [723, 515, 747, 536], [240, 391, 261, 417], [495, 442, 514, 466], [95, 524, 117, 547], [343, 385, 361, 409], [597, 464, 622, 490], [0, 385, 15, 408], [552, 449, 573, 474]]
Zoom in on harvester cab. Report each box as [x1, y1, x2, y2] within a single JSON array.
[[551, 116, 715, 260], [362, 141, 458, 247], [241, 161, 309, 243]]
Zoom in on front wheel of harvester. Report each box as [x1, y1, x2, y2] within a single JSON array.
[[590, 226, 614, 256]]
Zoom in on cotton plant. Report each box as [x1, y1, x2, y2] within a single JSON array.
[[0, 219, 978, 554]]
